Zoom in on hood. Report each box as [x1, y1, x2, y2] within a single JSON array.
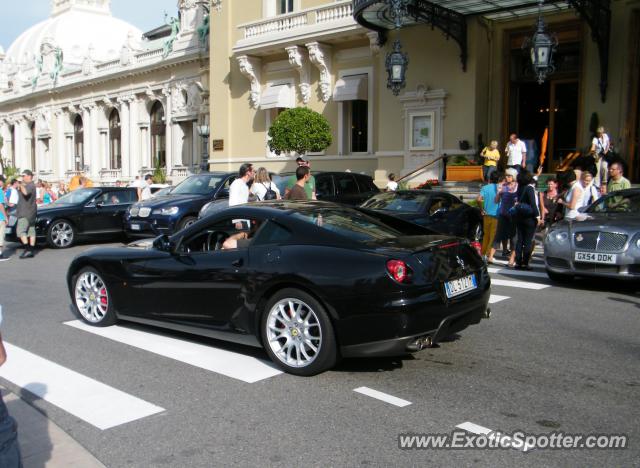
[[134, 193, 210, 209], [37, 204, 77, 216], [555, 213, 640, 232]]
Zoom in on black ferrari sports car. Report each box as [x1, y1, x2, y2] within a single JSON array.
[[67, 201, 491, 376]]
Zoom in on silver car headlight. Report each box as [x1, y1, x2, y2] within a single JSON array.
[[152, 206, 179, 216], [636, 238, 640, 249], [129, 205, 140, 216], [547, 230, 568, 244]]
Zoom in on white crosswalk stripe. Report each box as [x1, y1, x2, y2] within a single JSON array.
[[0, 343, 164, 430], [489, 294, 510, 304], [65, 320, 282, 383], [490, 278, 550, 290], [487, 267, 548, 279]]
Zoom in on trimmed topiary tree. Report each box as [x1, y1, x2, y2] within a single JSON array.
[[268, 107, 332, 156]]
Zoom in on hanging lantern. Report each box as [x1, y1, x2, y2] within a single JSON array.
[[524, 0, 558, 84], [385, 40, 409, 96]]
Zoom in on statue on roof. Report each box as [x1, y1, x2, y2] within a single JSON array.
[[162, 13, 181, 59]]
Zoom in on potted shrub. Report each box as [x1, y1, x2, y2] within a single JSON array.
[[445, 155, 482, 182], [268, 107, 332, 155]]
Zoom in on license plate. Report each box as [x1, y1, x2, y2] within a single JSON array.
[[574, 251, 617, 264], [130, 223, 141, 231], [445, 274, 477, 299]]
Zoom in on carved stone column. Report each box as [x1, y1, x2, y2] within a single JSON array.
[[53, 109, 67, 179], [236, 55, 261, 109], [285, 46, 311, 105], [306, 42, 332, 103], [117, 95, 133, 178], [162, 86, 173, 173]]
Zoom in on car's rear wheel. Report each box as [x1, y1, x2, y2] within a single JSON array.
[[72, 267, 117, 326], [47, 220, 75, 248], [546, 269, 573, 283], [261, 288, 337, 376], [178, 216, 197, 231]]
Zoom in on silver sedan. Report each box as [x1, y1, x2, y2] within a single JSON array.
[[544, 189, 640, 281]]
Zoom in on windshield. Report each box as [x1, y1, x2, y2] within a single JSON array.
[[361, 192, 430, 213], [52, 188, 100, 205], [292, 208, 402, 242], [171, 174, 226, 195], [586, 191, 640, 214]]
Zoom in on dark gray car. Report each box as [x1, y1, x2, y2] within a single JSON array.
[[544, 189, 640, 281]]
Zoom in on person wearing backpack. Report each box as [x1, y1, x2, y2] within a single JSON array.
[[250, 167, 281, 201]]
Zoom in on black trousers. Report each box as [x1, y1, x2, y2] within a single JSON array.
[[515, 217, 537, 266]]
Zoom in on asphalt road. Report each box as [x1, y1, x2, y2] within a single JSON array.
[[0, 240, 638, 467]]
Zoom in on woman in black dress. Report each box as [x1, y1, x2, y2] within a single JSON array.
[[513, 171, 541, 270]]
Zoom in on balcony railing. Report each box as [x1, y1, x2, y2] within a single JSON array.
[[99, 169, 122, 180], [237, 0, 356, 42]]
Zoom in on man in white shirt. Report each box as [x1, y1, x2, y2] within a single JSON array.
[[589, 126, 610, 193], [505, 133, 527, 173], [140, 174, 153, 201], [229, 163, 254, 207]]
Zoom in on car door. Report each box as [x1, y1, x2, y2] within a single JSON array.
[[333, 173, 361, 205], [85, 190, 134, 233], [132, 216, 252, 328]]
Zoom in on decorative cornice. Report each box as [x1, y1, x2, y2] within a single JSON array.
[[236, 55, 261, 109], [367, 31, 381, 55], [285, 46, 310, 105], [305, 42, 332, 103]]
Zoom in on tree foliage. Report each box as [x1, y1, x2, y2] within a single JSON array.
[[268, 107, 332, 155]]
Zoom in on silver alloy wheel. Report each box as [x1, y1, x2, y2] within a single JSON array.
[[50, 221, 74, 247], [183, 218, 196, 229], [266, 298, 322, 368], [75, 271, 109, 323]]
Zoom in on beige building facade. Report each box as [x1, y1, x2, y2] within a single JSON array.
[[209, 0, 640, 184]]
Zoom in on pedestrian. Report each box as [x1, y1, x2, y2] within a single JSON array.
[[505, 133, 527, 174], [513, 170, 541, 270], [5, 179, 19, 209], [140, 174, 153, 201], [129, 175, 144, 199], [606, 162, 631, 193], [488, 168, 518, 267], [42, 182, 56, 205], [0, 176, 8, 261], [15, 170, 37, 259], [579, 171, 599, 208], [285, 157, 316, 200], [0, 317, 24, 467], [35, 181, 44, 206], [250, 167, 280, 201], [540, 178, 561, 228], [386, 173, 398, 192], [589, 126, 610, 193], [57, 181, 67, 198], [480, 140, 500, 182], [229, 163, 254, 206], [477, 171, 500, 260], [285, 166, 310, 200], [557, 170, 584, 221]]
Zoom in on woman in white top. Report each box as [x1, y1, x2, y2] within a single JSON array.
[[386, 173, 398, 191], [579, 171, 600, 208], [250, 167, 281, 201], [559, 171, 584, 220], [589, 126, 610, 192]]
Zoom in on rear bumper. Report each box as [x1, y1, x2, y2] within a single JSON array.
[[339, 282, 491, 358]]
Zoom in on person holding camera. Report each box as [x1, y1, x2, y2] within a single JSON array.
[[480, 141, 500, 183], [15, 170, 37, 259]]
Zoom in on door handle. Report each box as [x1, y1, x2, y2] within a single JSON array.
[[231, 258, 244, 267]]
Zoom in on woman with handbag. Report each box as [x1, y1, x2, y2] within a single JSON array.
[[512, 171, 541, 270], [488, 168, 518, 267], [250, 167, 281, 201]]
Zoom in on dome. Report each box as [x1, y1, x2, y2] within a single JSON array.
[[5, 0, 143, 68]]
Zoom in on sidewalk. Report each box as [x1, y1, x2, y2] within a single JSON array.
[[1, 388, 104, 468]]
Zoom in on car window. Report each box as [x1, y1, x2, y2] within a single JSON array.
[[315, 174, 334, 198], [587, 192, 639, 213], [446, 194, 463, 210], [97, 191, 134, 205], [251, 221, 292, 246], [428, 196, 450, 215], [292, 208, 401, 242], [361, 192, 430, 213], [171, 174, 226, 195], [53, 188, 100, 205], [179, 217, 262, 253], [335, 174, 359, 195], [355, 175, 377, 193]]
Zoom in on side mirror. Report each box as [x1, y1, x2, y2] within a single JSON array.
[[153, 234, 175, 253], [216, 189, 229, 199]]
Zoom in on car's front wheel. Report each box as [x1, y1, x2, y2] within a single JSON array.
[[47, 219, 76, 248], [72, 267, 117, 327], [178, 216, 197, 231], [261, 288, 337, 376]]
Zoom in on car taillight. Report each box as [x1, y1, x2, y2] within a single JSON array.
[[470, 241, 482, 256], [386, 259, 411, 283]]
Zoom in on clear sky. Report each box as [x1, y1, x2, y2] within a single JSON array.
[[0, 0, 180, 49]]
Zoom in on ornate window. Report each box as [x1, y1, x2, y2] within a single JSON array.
[[150, 101, 166, 168], [278, 0, 294, 14], [109, 109, 122, 170], [74, 115, 84, 171]]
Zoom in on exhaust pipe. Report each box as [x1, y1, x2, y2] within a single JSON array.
[[483, 308, 491, 319], [407, 336, 434, 352]]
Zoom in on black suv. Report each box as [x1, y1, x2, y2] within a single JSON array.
[[273, 171, 379, 205]]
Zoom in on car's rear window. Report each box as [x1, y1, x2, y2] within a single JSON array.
[[292, 209, 401, 242], [361, 192, 430, 213], [172, 175, 226, 195]]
